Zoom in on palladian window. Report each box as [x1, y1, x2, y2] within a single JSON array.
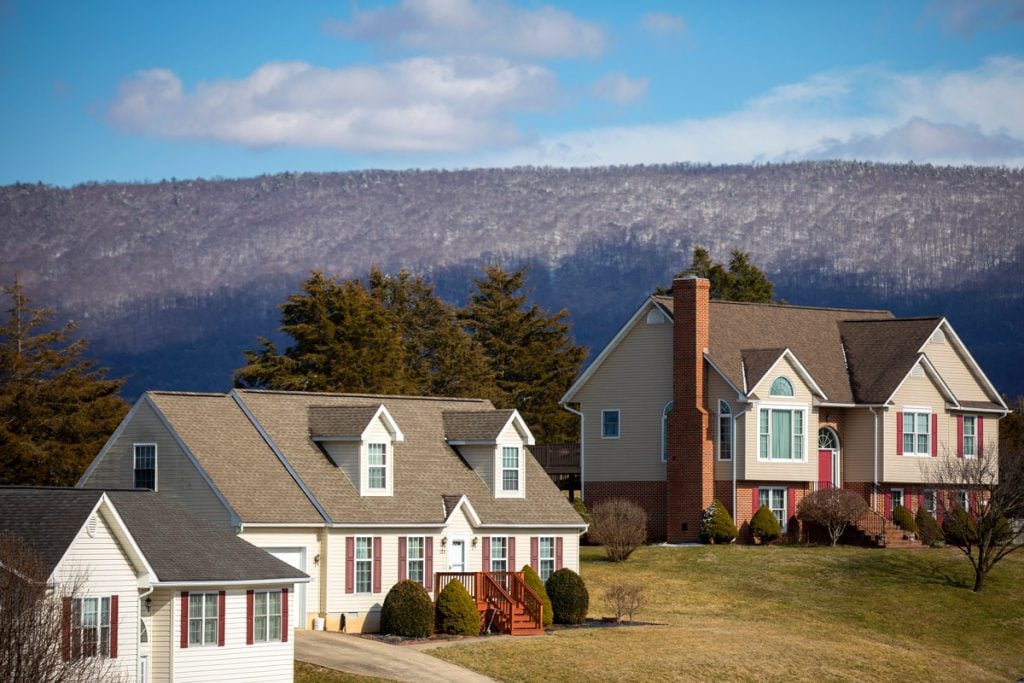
[[770, 377, 794, 397]]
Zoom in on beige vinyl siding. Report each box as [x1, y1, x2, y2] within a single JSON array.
[[709, 370, 742, 480], [575, 302, 672, 481], [53, 509, 140, 683], [148, 590, 171, 682], [843, 408, 881, 483], [885, 371, 951, 483], [459, 444, 495, 492], [924, 327, 992, 402], [743, 357, 817, 482], [170, 587, 296, 683], [238, 528, 320, 630], [83, 400, 232, 528]]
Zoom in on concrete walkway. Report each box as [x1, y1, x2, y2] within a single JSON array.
[[295, 630, 497, 683]]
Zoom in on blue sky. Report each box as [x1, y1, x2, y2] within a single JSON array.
[[2, 0, 1023, 186]]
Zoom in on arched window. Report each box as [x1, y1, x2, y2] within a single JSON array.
[[770, 376, 794, 397], [818, 428, 838, 450], [718, 401, 733, 461], [140, 619, 148, 643], [661, 401, 674, 462]]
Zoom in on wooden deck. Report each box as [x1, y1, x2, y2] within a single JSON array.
[[435, 571, 545, 636], [529, 444, 580, 497]]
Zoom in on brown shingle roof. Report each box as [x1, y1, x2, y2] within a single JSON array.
[[839, 318, 943, 403], [740, 348, 788, 392], [308, 405, 381, 439], [958, 400, 1004, 411], [442, 410, 516, 441]]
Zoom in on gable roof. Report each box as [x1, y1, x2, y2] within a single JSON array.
[[740, 348, 787, 392], [838, 318, 944, 403], [0, 487, 107, 576]]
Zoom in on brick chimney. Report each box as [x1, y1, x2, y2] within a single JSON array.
[[666, 276, 714, 542]]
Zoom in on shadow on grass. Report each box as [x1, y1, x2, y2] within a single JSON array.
[[816, 548, 973, 590]]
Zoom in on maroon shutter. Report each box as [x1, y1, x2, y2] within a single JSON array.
[[180, 592, 189, 649], [217, 591, 225, 647], [931, 414, 938, 457], [482, 537, 490, 571], [956, 415, 964, 457], [787, 488, 796, 527], [555, 537, 563, 571], [977, 417, 984, 458], [345, 537, 354, 594], [424, 537, 433, 591], [61, 597, 72, 661], [918, 491, 925, 511], [281, 588, 288, 643], [896, 412, 903, 455], [751, 488, 760, 514], [246, 590, 254, 645], [508, 537, 516, 571], [109, 595, 118, 658], [885, 490, 892, 518], [530, 537, 539, 571], [398, 537, 407, 581], [373, 537, 382, 593]]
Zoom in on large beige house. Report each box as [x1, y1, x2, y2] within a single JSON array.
[[561, 276, 1008, 543], [79, 389, 586, 632]]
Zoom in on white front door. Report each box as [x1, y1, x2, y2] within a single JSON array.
[[138, 655, 148, 683], [448, 539, 466, 572], [267, 547, 305, 629]]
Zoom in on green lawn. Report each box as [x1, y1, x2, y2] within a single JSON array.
[[430, 544, 1024, 682]]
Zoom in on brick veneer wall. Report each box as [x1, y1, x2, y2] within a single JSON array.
[[585, 481, 669, 541]]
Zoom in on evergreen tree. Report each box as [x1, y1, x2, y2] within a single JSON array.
[[234, 271, 407, 394], [0, 279, 128, 486], [658, 247, 777, 302], [459, 265, 586, 443], [367, 267, 497, 400]]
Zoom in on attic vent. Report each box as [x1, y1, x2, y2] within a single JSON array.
[[86, 515, 97, 538], [646, 310, 665, 325], [911, 365, 925, 378], [931, 328, 945, 344]]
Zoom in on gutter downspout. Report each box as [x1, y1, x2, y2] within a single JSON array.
[[731, 407, 750, 526], [563, 404, 585, 502], [870, 407, 879, 512]]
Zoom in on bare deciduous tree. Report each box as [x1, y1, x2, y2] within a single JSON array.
[[605, 582, 646, 623], [796, 488, 868, 546], [588, 498, 648, 562]]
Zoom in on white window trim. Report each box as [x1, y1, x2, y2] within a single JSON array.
[[759, 487, 788, 532], [187, 592, 219, 647], [71, 595, 112, 659], [963, 415, 977, 459], [924, 490, 937, 517], [489, 536, 508, 573], [756, 402, 808, 463], [717, 401, 733, 461], [538, 536, 556, 582], [901, 407, 932, 458], [252, 590, 283, 643], [495, 443, 526, 498], [891, 488, 904, 511], [661, 401, 673, 463], [406, 536, 426, 586], [956, 490, 969, 510], [355, 536, 374, 594], [601, 409, 620, 439], [133, 443, 158, 491], [360, 441, 393, 496]]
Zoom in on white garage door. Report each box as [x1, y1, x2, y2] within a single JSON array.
[[266, 548, 306, 629]]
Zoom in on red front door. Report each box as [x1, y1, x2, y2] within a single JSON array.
[[818, 450, 833, 489]]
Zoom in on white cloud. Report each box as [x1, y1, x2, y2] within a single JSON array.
[[591, 72, 649, 105], [641, 12, 686, 36], [924, 0, 1024, 36], [107, 57, 558, 153], [325, 0, 605, 59]]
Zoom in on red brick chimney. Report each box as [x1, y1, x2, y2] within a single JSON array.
[[666, 276, 714, 542]]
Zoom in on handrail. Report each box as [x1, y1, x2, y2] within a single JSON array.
[[433, 571, 544, 632], [480, 573, 515, 631], [856, 507, 891, 544], [508, 572, 543, 629], [435, 572, 477, 599]]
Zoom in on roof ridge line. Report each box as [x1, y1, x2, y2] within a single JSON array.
[[236, 388, 489, 403]]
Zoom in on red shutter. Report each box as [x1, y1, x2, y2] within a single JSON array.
[[931, 414, 938, 457], [398, 537, 407, 581], [896, 412, 903, 455], [751, 488, 760, 515], [281, 588, 289, 643], [246, 590, 254, 645], [345, 537, 354, 594], [217, 591, 225, 647], [180, 592, 189, 649], [787, 489, 796, 526], [373, 537, 382, 593], [61, 597, 72, 661], [884, 491, 892, 519], [424, 537, 434, 592], [977, 417, 984, 458], [918, 491, 925, 511], [482, 537, 491, 571], [109, 595, 118, 658], [969, 491, 977, 514], [508, 537, 516, 571], [956, 415, 964, 457], [556, 537, 563, 571], [530, 537, 539, 571]]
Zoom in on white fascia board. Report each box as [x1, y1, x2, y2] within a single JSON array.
[[446, 439, 497, 446], [52, 493, 157, 585], [704, 353, 746, 401], [920, 319, 1008, 410], [475, 523, 589, 530], [505, 410, 536, 446], [885, 355, 958, 406], [363, 404, 405, 442], [444, 494, 483, 527], [238, 522, 328, 529], [75, 396, 146, 486], [560, 298, 658, 404], [749, 349, 829, 401], [154, 577, 311, 588], [310, 435, 361, 443]]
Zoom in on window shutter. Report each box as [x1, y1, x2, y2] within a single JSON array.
[[918, 491, 925, 510], [969, 491, 977, 514], [482, 537, 491, 570], [556, 537, 563, 571], [218, 591, 226, 647], [787, 489, 796, 527], [425, 537, 433, 592], [110, 595, 119, 658], [955, 415, 963, 457], [345, 537, 355, 594], [530, 537, 539, 571], [751, 488, 760, 515], [977, 417, 984, 458], [884, 491, 892, 518], [282, 588, 289, 643], [398, 537, 407, 581], [180, 592, 189, 649], [931, 414, 938, 457], [246, 590, 254, 645], [508, 537, 516, 571], [896, 412, 903, 455], [373, 537, 382, 593], [61, 597, 72, 661]]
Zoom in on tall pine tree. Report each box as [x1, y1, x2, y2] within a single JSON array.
[[0, 279, 128, 486], [659, 247, 777, 302], [459, 265, 586, 443]]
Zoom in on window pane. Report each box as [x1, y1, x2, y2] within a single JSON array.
[[205, 593, 218, 615], [759, 489, 769, 508], [963, 417, 975, 436], [369, 466, 386, 488], [502, 469, 519, 491], [407, 537, 423, 559], [772, 410, 792, 459], [368, 443, 386, 465], [719, 416, 732, 460], [904, 434, 914, 453], [356, 538, 371, 559], [917, 413, 929, 432], [269, 614, 282, 641], [918, 434, 928, 453], [502, 447, 519, 468], [205, 617, 217, 644], [255, 615, 267, 642], [189, 619, 202, 644]]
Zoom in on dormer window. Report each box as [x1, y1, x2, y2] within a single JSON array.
[[368, 443, 387, 490], [442, 409, 534, 500], [501, 447, 520, 492], [308, 404, 404, 497]]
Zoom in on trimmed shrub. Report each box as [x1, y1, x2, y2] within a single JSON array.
[[892, 505, 919, 535], [750, 506, 782, 544], [521, 564, 553, 627], [699, 499, 738, 544], [589, 498, 648, 562], [435, 579, 480, 636], [380, 579, 434, 637], [546, 568, 589, 625], [915, 507, 944, 545]]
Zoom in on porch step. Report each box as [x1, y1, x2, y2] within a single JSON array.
[[844, 514, 924, 548]]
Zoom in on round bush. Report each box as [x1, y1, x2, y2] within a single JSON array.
[[750, 506, 782, 544], [892, 505, 919, 535], [915, 506, 944, 545], [546, 568, 589, 625], [435, 579, 480, 636], [380, 579, 434, 637], [521, 564, 553, 627], [699, 499, 738, 544]]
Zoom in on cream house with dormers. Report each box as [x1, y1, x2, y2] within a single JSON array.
[[79, 389, 586, 632], [561, 276, 1008, 544]]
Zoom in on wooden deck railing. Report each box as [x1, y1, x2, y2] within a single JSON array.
[[433, 571, 543, 634]]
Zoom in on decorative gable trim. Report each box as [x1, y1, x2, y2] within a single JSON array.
[[445, 410, 536, 446], [749, 348, 828, 401], [919, 319, 1008, 411], [52, 493, 157, 585], [442, 494, 482, 527], [884, 355, 960, 407], [309, 404, 406, 443]]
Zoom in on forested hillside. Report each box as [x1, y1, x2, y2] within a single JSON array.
[[2, 161, 1022, 399]]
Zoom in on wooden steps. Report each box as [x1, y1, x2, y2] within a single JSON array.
[[437, 571, 545, 636]]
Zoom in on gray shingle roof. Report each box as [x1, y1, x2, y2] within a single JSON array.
[[442, 410, 516, 441], [0, 487, 101, 576]]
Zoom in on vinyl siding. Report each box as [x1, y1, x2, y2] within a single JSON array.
[[923, 328, 992, 402], [743, 357, 817, 482], [83, 400, 232, 528], [575, 302, 672, 481], [148, 590, 171, 682], [321, 441, 359, 489], [459, 444, 495, 492], [237, 528, 320, 630], [710, 370, 742, 480], [495, 421, 526, 498], [885, 371, 952, 483], [843, 408, 881, 483]]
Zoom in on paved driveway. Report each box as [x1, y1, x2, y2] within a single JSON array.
[[295, 630, 497, 683]]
